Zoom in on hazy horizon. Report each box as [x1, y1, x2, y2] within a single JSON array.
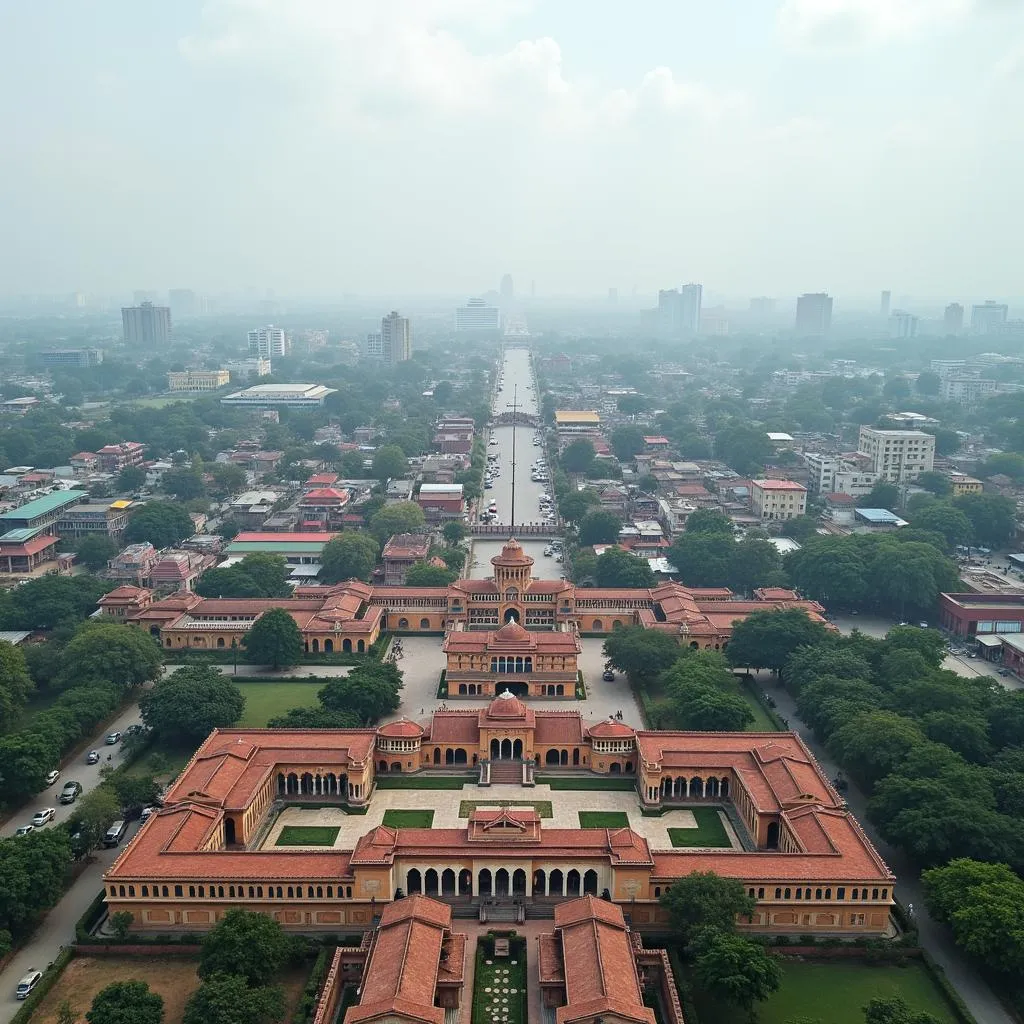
[[3, 0, 1023, 299]]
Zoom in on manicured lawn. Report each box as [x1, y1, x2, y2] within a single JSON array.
[[536, 775, 637, 791], [755, 961, 958, 1024], [124, 745, 193, 783], [667, 807, 731, 848], [578, 811, 630, 828], [275, 825, 341, 847], [375, 776, 467, 789], [471, 937, 527, 1024], [382, 809, 435, 828], [459, 800, 553, 818], [234, 681, 322, 727], [646, 676, 778, 733]]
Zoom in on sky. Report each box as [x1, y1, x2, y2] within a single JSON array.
[[2, 0, 1023, 302]]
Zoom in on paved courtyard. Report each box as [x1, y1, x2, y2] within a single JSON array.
[[261, 783, 740, 852], [387, 636, 643, 727]]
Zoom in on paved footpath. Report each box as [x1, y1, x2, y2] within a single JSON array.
[[761, 671, 1014, 1024]]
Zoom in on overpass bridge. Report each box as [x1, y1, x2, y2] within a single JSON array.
[[470, 522, 565, 539]]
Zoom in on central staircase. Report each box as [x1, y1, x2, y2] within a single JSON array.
[[488, 760, 525, 785]]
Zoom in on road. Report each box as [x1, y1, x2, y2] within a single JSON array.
[[0, 703, 144, 1021], [472, 348, 558, 580]]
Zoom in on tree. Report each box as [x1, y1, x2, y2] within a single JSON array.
[[953, 492, 1017, 547], [594, 547, 656, 588], [0, 730, 61, 801], [915, 371, 941, 396], [911, 502, 972, 549], [368, 502, 426, 545], [862, 481, 899, 509], [685, 509, 735, 535], [405, 562, 457, 586], [320, 532, 379, 584], [577, 509, 621, 546], [561, 439, 596, 475], [659, 871, 756, 944], [559, 489, 599, 525], [111, 773, 161, 819], [198, 908, 291, 986], [74, 535, 119, 571], [669, 533, 735, 588], [319, 662, 403, 723], [980, 452, 1024, 483], [725, 609, 830, 673], [0, 574, 113, 631], [117, 465, 148, 492], [439, 547, 466, 572], [236, 553, 292, 597], [266, 706, 362, 729], [207, 463, 247, 499], [242, 608, 303, 670], [58, 622, 162, 690], [442, 521, 467, 545], [124, 501, 195, 548], [726, 538, 782, 594], [87, 982, 164, 1024], [914, 471, 952, 497], [829, 711, 925, 787], [715, 424, 773, 476], [141, 667, 245, 745], [372, 445, 408, 482], [109, 911, 135, 940], [616, 394, 649, 416], [0, 828, 71, 940], [339, 450, 368, 477], [162, 467, 206, 501], [781, 515, 819, 543], [610, 425, 646, 463], [184, 974, 285, 1024], [663, 653, 755, 732], [933, 428, 962, 457], [0, 640, 33, 733], [603, 627, 681, 688], [691, 929, 782, 1011], [862, 996, 941, 1024], [194, 567, 262, 599], [70, 786, 122, 851]]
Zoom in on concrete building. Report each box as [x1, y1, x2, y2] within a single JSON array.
[[940, 377, 997, 406], [416, 483, 464, 523], [97, 442, 146, 472], [944, 303, 964, 334], [794, 293, 832, 336], [889, 311, 918, 338], [455, 298, 501, 332], [939, 593, 1024, 637], [247, 325, 289, 359], [381, 311, 412, 363], [971, 300, 1008, 333], [167, 369, 230, 392], [655, 284, 702, 337], [122, 302, 171, 346], [750, 479, 807, 521], [554, 411, 601, 438], [168, 289, 199, 319], [0, 490, 88, 533], [880, 290, 890, 318], [40, 348, 103, 367], [56, 500, 131, 541], [948, 473, 983, 496], [220, 383, 338, 409], [856, 427, 935, 483], [380, 534, 432, 586], [0, 528, 60, 575], [225, 357, 271, 380]]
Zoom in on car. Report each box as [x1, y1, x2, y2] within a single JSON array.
[[602, 669, 615, 682], [998, 668, 1012, 677], [86, 750, 100, 764], [60, 780, 82, 804], [918, 621, 928, 629], [31, 808, 56, 827], [105, 731, 122, 745], [16, 969, 43, 1000], [543, 548, 553, 556], [14, 825, 35, 837], [44, 769, 60, 786], [140, 805, 158, 821]]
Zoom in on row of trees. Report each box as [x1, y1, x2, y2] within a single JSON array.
[[196, 553, 293, 599], [268, 662, 404, 728]]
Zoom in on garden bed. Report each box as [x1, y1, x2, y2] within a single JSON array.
[[666, 808, 731, 848], [381, 810, 435, 828], [459, 800, 552, 818], [275, 825, 341, 847], [578, 811, 630, 828]]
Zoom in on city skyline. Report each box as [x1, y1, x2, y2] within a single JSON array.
[[2, 1, 1024, 297]]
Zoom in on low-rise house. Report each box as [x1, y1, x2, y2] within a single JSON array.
[[380, 533, 432, 586]]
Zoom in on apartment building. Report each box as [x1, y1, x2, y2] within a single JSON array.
[[750, 480, 807, 521], [856, 427, 935, 483]]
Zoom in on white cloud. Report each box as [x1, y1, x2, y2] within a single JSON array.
[[778, 0, 972, 50], [180, 0, 740, 130]]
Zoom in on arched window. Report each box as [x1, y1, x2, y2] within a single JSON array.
[[420, 618, 430, 629], [142, 885, 149, 897], [757, 887, 764, 899], [398, 618, 409, 629], [188, 886, 195, 897], [815, 888, 822, 900], [783, 888, 791, 899], [327, 886, 333, 898], [287, 886, 294, 898]]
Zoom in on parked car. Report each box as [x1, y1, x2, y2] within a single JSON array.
[[86, 750, 100, 764], [105, 731, 122, 745], [602, 669, 615, 682], [16, 970, 43, 1000], [44, 769, 60, 786], [998, 668, 1011, 677], [14, 825, 35, 837], [31, 808, 56, 827], [59, 780, 82, 804], [140, 805, 157, 821]]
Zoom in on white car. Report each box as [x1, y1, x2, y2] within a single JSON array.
[[140, 806, 157, 821], [45, 769, 60, 786], [31, 808, 56, 827]]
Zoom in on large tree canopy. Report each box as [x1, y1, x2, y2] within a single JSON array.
[[141, 666, 245, 744], [242, 608, 303, 670]]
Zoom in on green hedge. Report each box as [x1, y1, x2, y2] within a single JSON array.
[[738, 676, 788, 730], [437, 669, 447, 699], [666, 946, 702, 1024], [10, 946, 75, 1024], [76, 889, 109, 943], [919, 949, 980, 1024], [575, 670, 586, 700], [292, 945, 333, 1024]]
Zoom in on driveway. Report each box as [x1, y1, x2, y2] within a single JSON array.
[[759, 672, 1014, 1024]]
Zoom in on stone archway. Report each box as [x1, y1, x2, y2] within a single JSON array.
[[407, 869, 422, 894], [583, 870, 598, 895], [495, 868, 510, 897], [504, 607, 519, 624], [490, 738, 500, 759], [766, 821, 780, 849], [479, 869, 492, 896]]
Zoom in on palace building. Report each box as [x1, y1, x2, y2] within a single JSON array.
[[98, 539, 825, 692], [103, 695, 895, 940]]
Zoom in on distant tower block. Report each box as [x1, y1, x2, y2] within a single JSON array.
[[500, 274, 514, 301]]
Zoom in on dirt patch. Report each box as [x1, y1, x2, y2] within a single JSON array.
[[30, 957, 201, 1024]]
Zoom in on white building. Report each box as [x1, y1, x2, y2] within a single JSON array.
[[247, 325, 289, 359], [971, 301, 1008, 333], [940, 377, 998, 406], [889, 311, 918, 338], [225, 357, 271, 380], [220, 383, 337, 408], [364, 332, 383, 359], [373, 311, 411, 363], [750, 479, 807, 521], [857, 426, 935, 483], [167, 369, 230, 392], [455, 298, 501, 332]]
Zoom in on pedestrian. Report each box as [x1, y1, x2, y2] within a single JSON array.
[[907, 903, 914, 917]]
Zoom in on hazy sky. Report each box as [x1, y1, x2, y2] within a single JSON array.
[[2, 0, 1023, 300]]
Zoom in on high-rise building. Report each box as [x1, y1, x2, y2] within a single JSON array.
[[455, 298, 501, 332], [656, 284, 702, 337], [500, 274, 514, 301], [971, 300, 1008, 333], [880, 290, 891, 318], [364, 332, 383, 359], [749, 297, 775, 316], [378, 311, 412, 363], [794, 293, 833, 336], [857, 426, 935, 483], [247, 325, 289, 359], [889, 311, 917, 338], [679, 283, 702, 334], [944, 303, 964, 334], [122, 301, 172, 346], [169, 289, 198, 319], [608, 287, 618, 304]]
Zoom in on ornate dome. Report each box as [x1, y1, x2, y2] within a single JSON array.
[[491, 538, 534, 568], [377, 718, 424, 739], [493, 620, 529, 643], [486, 689, 528, 719]]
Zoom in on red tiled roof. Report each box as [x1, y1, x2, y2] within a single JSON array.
[[587, 719, 636, 739], [534, 713, 585, 745], [377, 718, 424, 739], [232, 532, 337, 543], [0, 535, 58, 556], [753, 479, 806, 491]]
